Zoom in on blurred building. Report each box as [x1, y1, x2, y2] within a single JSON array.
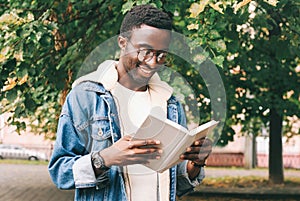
[[0, 113, 53, 160], [206, 124, 300, 169]]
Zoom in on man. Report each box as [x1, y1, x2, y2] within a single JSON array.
[[48, 4, 212, 201]]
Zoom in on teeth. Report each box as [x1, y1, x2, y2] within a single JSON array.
[[139, 66, 152, 74]]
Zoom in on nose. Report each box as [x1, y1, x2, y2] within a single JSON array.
[[145, 55, 159, 69]]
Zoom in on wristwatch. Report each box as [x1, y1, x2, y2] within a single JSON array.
[[91, 151, 109, 171]]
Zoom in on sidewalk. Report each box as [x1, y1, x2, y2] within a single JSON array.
[[0, 163, 299, 201], [0, 163, 74, 201]]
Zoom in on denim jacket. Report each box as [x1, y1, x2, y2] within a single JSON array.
[[48, 81, 205, 201]]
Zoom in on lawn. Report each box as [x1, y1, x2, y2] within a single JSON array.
[[201, 175, 300, 188], [0, 159, 49, 165], [179, 175, 300, 201]]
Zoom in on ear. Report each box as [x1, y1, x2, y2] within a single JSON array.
[[118, 36, 127, 50]]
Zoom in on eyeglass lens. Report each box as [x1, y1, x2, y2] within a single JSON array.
[[127, 39, 167, 64], [139, 49, 167, 64]]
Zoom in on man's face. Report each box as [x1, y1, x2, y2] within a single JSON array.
[[118, 25, 171, 91]]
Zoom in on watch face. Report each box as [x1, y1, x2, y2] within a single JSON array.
[[92, 152, 109, 170], [93, 157, 102, 169]]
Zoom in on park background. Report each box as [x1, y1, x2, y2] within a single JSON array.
[[0, 0, 299, 200]]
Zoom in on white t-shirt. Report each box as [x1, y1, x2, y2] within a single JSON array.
[[111, 82, 170, 201]]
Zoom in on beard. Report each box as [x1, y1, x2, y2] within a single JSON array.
[[127, 66, 151, 87], [123, 60, 152, 89]]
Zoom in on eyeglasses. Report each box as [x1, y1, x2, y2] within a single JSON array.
[[126, 39, 168, 65]]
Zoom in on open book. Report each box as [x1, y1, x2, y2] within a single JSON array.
[[132, 112, 219, 173]]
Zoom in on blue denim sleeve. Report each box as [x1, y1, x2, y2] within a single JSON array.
[[48, 83, 114, 190], [176, 161, 205, 197], [48, 113, 90, 189], [48, 85, 97, 189]]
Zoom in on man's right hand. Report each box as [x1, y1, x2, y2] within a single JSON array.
[[99, 135, 162, 167]]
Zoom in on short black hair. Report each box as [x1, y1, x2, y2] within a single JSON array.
[[120, 5, 172, 38]]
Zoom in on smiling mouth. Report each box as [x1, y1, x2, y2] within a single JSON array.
[[138, 66, 159, 75], [138, 65, 157, 75]]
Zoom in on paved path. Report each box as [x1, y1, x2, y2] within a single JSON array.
[[0, 164, 74, 201], [0, 163, 299, 201]]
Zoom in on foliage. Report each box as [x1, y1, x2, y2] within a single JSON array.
[[182, 0, 300, 146], [0, 0, 299, 154], [222, 0, 300, 137], [0, 0, 124, 138]]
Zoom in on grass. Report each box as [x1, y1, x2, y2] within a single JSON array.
[[201, 175, 300, 188], [179, 175, 300, 201], [180, 168, 300, 201], [0, 159, 49, 165]]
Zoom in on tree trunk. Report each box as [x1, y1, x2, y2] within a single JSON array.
[[253, 134, 257, 168], [268, 108, 284, 184]]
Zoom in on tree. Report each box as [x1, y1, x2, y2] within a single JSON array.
[[175, 0, 299, 184], [224, 0, 299, 184], [1, 0, 299, 185]]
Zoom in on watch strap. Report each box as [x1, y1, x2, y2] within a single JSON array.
[[92, 151, 109, 171]]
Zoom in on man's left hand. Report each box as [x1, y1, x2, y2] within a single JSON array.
[[180, 137, 212, 166]]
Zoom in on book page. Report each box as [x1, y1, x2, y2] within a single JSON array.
[[133, 112, 219, 172], [133, 114, 188, 171], [158, 120, 219, 172], [189, 120, 219, 137]]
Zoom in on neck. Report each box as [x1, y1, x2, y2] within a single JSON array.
[[116, 62, 149, 92], [118, 76, 148, 91]]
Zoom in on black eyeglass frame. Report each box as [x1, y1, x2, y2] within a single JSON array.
[[126, 38, 168, 65]]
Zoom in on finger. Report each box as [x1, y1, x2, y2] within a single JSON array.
[[185, 146, 212, 154], [193, 140, 201, 146], [126, 152, 162, 163], [180, 152, 209, 161], [132, 147, 163, 154], [192, 138, 212, 146], [129, 139, 161, 148], [139, 144, 161, 149], [182, 151, 210, 158], [139, 153, 162, 160]]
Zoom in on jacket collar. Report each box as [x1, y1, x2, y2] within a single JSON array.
[[72, 60, 173, 101]]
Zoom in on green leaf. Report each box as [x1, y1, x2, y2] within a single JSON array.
[[14, 105, 23, 117], [121, 0, 135, 14], [4, 59, 17, 70], [16, 68, 28, 78], [16, 27, 31, 38], [209, 30, 221, 39], [40, 35, 53, 46], [153, 0, 163, 8], [137, 0, 151, 6], [24, 95, 37, 112], [212, 55, 224, 68], [5, 90, 18, 103], [210, 40, 227, 52]]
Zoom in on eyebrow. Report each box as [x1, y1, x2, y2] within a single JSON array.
[[136, 42, 169, 51]]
